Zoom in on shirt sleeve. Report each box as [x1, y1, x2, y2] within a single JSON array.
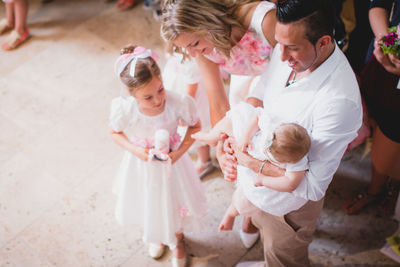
[[109, 97, 133, 132], [285, 155, 309, 172], [291, 98, 362, 201], [177, 94, 200, 126], [370, 0, 393, 10]]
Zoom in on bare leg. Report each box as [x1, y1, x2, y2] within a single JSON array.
[[13, 0, 28, 35], [191, 115, 232, 146], [196, 145, 211, 173], [5, 2, 15, 25], [219, 203, 239, 231], [242, 216, 259, 233], [173, 232, 185, 259]]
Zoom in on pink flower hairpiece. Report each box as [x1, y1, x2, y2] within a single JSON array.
[[114, 46, 159, 77]]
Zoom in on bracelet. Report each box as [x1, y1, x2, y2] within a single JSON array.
[[258, 160, 267, 174]]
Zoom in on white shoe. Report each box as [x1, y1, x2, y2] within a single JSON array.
[[171, 256, 187, 267], [148, 243, 165, 259], [236, 261, 264, 267], [239, 229, 260, 249]]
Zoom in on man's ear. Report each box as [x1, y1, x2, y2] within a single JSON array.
[[317, 35, 333, 49]]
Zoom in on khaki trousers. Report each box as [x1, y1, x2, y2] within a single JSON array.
[[251, 198, 324, 267]]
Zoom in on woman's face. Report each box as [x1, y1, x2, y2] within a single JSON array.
[[174, 32, 215, 57]]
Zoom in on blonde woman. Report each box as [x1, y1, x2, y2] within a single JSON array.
[[161, 0, 277, 248]]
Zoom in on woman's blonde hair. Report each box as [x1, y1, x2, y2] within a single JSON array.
[[269, 123, 311, 164], [118, 44, 161, 93], [161, 0, 257, 58]]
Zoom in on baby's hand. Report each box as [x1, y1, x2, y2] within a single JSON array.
[[253, 175, 264, 187], [237, 137, 252, 153]]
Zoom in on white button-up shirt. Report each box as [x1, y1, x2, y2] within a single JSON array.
[[242, 44, 362, 215]]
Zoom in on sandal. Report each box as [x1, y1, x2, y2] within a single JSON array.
[[117, 0, 135, 10], [196, 160, 215, 180], [343, 190, 382, 215], [0, 18, 13, 35], [379, 180, 400, 216], [2, 29, 30, 51]]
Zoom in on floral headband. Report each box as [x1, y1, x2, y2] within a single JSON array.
[[114, 46, 159, 77]]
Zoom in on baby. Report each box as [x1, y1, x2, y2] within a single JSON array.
[[192, 102, 311, 230]]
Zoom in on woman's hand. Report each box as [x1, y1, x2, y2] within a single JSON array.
[[374, 36, 400, 75], [216, 133, 238, 182]]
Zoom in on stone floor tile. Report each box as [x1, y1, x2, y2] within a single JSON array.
[[0, 237, 53, 267]]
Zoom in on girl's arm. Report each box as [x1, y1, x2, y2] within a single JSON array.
[[196, 55, 229, 126], [169, 120, 201, 164], [253, 170, 306, 192], [110, 129, 149, 161]]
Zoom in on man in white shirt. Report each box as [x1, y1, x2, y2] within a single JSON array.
[[227, 0, 363, 266]]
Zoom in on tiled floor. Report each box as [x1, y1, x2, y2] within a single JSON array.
[[0, 0, 399, 266]]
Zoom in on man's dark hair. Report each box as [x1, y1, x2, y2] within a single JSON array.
[[276, 0, 335, 45]]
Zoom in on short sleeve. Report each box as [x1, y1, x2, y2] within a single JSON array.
[[182, 59, 202, 85], [285, 155, 308, 172], [176, 93, 199, 126], [109, 97, 134, 132]]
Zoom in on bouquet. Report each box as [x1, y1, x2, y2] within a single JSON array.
[[381, 26, 400, 56]]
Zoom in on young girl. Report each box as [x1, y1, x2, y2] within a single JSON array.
[[192, 102, 311, 231], [109, 45, 207, 267], [162, 48, 216, 179]]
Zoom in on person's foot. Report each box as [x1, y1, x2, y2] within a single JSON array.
[[2, 29, 30, 51], [172, 236, 186, 267], [148, 243, 166, 259], [239, 216, 259, 248], [219, 213, 235, 231], [196, 160, 215, 179], [191, 131, 219, 147], [0, 19, 13, 35], [343, 190, 382, 215]]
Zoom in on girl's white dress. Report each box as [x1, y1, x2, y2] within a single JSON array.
[[109, 90, 207, 249]]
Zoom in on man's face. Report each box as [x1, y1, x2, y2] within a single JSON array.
[[275, 21, 319, 73]]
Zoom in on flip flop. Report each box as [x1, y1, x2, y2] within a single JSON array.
[[343, 190, 382, 215], [2, 29, 30, 51], [117, 0, 135, 10]]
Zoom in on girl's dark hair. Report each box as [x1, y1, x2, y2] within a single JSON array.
[[276, 0, 335, 45], [119, 44, 161, 92]]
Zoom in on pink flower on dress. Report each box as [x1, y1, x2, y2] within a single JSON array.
[[178, 205, 188, 217]]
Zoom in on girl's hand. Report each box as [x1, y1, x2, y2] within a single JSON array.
[[237, 136, 252, 153], [132, 147, 149, 162], [168, 150, 179, 164]]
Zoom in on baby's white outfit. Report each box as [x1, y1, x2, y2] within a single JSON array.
[[227, 102, 309, 216]]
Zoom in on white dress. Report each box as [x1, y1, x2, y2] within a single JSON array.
[[228, 102, 309, 216], [162, 53, 212, 148], [109, 90, 207, 249]]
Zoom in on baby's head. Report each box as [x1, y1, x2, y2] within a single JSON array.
[[267, 123, 311, 164], [115, 44, 161, 95]]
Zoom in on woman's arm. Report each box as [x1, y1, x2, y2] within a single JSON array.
[[169, 120, 201, 164], [253, 170, 306, 192], [369, 6, 390, 39], [261, 6, 277, 48], [196, 55, 230, 126], [110, 129, 149, 161]]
